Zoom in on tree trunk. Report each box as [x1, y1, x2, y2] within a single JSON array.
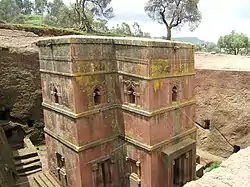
[[167, 27, 172, 40]]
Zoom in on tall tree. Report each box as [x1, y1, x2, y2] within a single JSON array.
[[218, 30, 249, 55], [45, 1, 77, 28], [133, 22, 143, 37], [145, 0, 202, 40], [74, 0, 114, 32], [15, 0, 33, 14], [0, 0, 20, 22], [34, 0, 48, 16], [92, 18, 109, 32], [132, 22, 151, 38]]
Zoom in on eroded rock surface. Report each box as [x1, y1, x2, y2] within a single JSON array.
[[0, 29, 44, 121], [184, 146, 250, 187], [195, 53, 250, 158]]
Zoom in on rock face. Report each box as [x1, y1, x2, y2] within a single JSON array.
[[184, 146, 250, 187], [0, 125, 16, 187], [195, 53, 250, 158], [0, 29, 44, 121]]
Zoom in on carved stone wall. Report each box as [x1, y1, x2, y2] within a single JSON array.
[[37, 36, 196, 187]]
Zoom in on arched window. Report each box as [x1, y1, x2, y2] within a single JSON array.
[[93, 88, 101, 105], [54, 88, 59, 103], [172, 86, 178, 102], [127, 88, 135, 104]]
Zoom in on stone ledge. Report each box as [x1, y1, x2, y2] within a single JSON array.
[[124, 127, 197, 151], [44, 127, 196, 153], [36, 35, 194, 48], [42, 99, 196, 119], [44, 127, 119, 152]]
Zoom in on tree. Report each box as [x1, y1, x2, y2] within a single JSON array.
[[74, 0, 114, 32], [218, 31, 249, 55], [110, 22, 133, 36], [15, 0, 33, 14], [132, 22, 151, 38], [92, 18, 109, 32], [34, 0, 48, 16], [133, 22, 143, 37], [0, 0, 20, 22], [145, 0, 202, 40], [44, 0, 74, 27]]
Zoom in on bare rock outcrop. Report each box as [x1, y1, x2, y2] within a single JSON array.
[[195, 53, 250, 158], [0, 29, 44, 121], [184, 146, 250, 187]]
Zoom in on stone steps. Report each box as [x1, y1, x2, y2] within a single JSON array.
[[16, 161, 42, 174], [34, 171, 61, 187], [15, 155, 40, 167], [13, 147, 38, 160], [13, 146, 42, 176], [18, 167, 42, 177]]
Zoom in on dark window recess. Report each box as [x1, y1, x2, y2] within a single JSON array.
[[127, 88, 136, 104], [203, 120, 210, 129], [172, 86, 177, 102], [27, 120, 34, 127], [93, 89, 101, 105], [233, 145, 240, 153], [56, 153, 65, 168], [127, 159, 137, 175], [5, 130, 12, 138], [54, 88, 59, 103], [96, 160, 111, 186]]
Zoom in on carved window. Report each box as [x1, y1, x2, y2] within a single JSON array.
[[56, 153, 65, 168], [93, 160, 112, 187], [122, 79, 140, 105], [127, 159, 137, 175], [93, 88, 101, 105], [53, 88, 59, 104], [172, 86, 178, 102], [127, 87, 136, 104]]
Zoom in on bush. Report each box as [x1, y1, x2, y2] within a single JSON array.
[[205, 162, 220, 172], [12, 14, 44, 26]]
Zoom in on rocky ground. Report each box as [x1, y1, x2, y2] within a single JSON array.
[[195, 53, 250, 158], [184, 146, 250, 187], [0, 29, 47, 145]]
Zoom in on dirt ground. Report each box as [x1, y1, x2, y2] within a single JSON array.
[[195, 52, 250, 158], [0, 29, 46, 49]]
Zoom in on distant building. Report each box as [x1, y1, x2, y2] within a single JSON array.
[[36, 36, 197, 187]]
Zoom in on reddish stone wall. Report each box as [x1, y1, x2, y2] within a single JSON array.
[[37, 36, 197, 187], [45, 135, 82, 187]]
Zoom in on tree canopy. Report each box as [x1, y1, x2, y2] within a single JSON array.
[[0, 0, 151, 38], [145, 0, 202, 40], [74, 0, 114, 32], [218, 30, 249, 55]]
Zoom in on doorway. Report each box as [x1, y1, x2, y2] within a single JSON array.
[[172, 151, 192, 187]]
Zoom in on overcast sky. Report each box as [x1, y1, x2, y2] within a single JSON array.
[[64, 0, 250, 42]]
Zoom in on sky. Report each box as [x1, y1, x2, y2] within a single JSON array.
[[64, 0, 250, 43]]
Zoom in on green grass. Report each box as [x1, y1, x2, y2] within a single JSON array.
[[205, 162, 220, 172]]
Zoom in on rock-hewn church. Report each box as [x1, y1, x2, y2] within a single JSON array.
[[35, 36, 197, 187]]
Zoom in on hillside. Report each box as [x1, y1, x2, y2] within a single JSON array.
[[173, 37, 214, 45]]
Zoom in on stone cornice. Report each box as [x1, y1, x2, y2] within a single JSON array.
[[44, 127, 197, 153], [44, 128, 119, 152], [40, 69, 195, 80], [42, 99, 196, 119]]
